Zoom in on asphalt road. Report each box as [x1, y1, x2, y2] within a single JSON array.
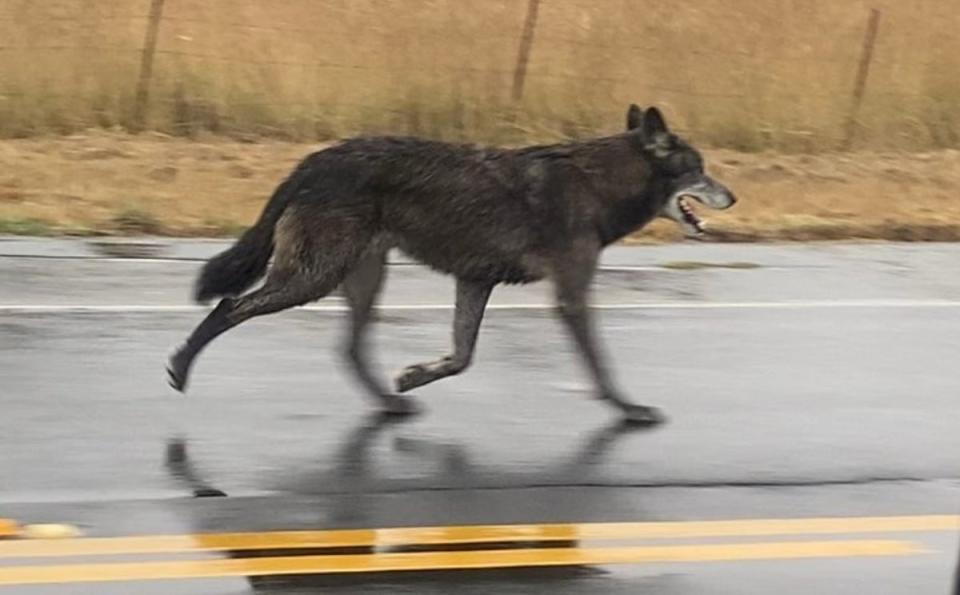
[[1, 238, 959, 594]]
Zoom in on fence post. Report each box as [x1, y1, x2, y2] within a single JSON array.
[[842, 8, 881, 150], [511, 0, 541, 102], [131, 0, 167, 132]]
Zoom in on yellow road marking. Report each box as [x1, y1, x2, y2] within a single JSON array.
[[0, 515, 955, 558], [0, 520, 18, 539], [0, 540, 923, 585]]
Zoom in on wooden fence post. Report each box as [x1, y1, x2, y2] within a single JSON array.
[[511, 0, 542, 102], [842, 8, 881, 150], [131, 0, 167, 131]]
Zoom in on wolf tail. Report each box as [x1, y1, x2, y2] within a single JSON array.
[[193, 162, 313, 304]]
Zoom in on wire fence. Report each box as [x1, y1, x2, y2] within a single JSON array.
[[1, 0, 958, 151]]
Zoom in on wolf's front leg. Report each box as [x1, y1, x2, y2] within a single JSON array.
[[395, 279, 493, 392], [551, 244, 665, 426]]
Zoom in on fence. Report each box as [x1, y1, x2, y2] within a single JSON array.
[[1, 0, 958, 151]]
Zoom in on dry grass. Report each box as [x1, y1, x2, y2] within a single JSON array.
[[0, 131, 306, 236], [1, 0, 959, 150], [2, 132, 959, 241]]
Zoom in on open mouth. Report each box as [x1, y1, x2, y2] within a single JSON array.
[[660, 178, 735, 238], [678, 195, 705, 234]]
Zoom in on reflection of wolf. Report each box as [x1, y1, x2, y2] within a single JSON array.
[[167, 106, 735, 425], [165, 416, 647, 592], [953, 541, 959, 595]]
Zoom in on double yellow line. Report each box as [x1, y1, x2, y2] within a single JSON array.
[[0, 520, 17, 539], [0, 515, 955, 585]]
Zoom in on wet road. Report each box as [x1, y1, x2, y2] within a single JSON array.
[[1, 238, 959, 593]]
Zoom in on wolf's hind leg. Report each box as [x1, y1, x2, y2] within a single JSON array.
[[166, 266, 338, 393], [167, 206, 368, 393], [341, 245, 419, 416], [395, 279, 493, 393]]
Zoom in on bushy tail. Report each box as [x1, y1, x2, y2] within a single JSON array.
[[193, 163, 312, 303]]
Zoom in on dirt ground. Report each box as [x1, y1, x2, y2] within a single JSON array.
[[1, 131, 959, 242]]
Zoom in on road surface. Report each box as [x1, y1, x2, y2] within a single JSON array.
[[1, 238, 958, 594]]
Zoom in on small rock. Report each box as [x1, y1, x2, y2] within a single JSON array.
[[71, 147, 130, 160], [88, 239, 169, 259], [147, 166, 178, 182], [226, 164, 255, 179]]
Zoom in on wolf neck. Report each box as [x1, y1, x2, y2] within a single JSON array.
[[564, 134, 667, 246], [596, 185, 667, 245]]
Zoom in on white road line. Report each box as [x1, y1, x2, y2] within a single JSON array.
[[1, 300, 959, 313]]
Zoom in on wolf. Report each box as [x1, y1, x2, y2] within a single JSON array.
[[167, 105, 736, 425]]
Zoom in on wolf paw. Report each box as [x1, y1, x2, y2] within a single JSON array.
[[166, 348, 192, 393], [380, 394, 422, 417], [621, 404, 666, 427], [395, 364, 431, 393]]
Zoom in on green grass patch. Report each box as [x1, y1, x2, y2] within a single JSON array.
[[0, 217, 55, 236]]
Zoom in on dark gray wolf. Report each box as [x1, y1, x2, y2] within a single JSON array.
[[167, 105, 736, 425]]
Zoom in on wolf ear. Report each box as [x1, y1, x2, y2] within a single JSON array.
[[626, 104, 643, 131], [643, 107, 669, 138]]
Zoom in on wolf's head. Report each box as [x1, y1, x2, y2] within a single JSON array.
[[626, 104, 736, 237]]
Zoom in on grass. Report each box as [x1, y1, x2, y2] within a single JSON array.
[[109, 208, 166, 235], [1, 1, 959, 150], [2, 4, 957, 242], [2, 133, 960, 241], [0, 217, 54, 236]]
